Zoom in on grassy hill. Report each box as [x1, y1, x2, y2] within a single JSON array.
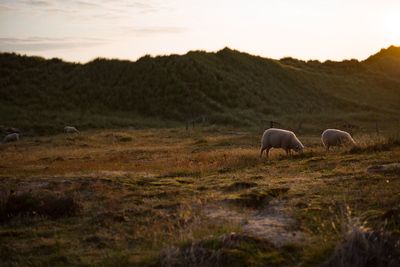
[[1, 46, 400, 135]]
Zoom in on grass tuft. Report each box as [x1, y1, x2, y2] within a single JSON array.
[[225, 188, 290, 208], [323, 226, 400, 267], [157, 233, 297, 267]]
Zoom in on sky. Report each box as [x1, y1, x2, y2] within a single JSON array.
[[0, 0, 399, 62]]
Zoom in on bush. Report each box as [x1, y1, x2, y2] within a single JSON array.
[[0, 190, 80, 222]]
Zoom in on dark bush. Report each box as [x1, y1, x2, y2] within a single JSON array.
[[223, 181, 258, 192], [0, 191, 80, 222], [225, 187, 289, 209]]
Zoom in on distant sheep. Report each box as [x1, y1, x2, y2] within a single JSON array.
[[5, 127, 20, 134], [2, 133, 19, 143], [64, 126, 79, 134], [260, 128, 304, 158], [321, 129, 356, 151]]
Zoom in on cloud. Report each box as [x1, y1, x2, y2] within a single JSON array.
[[0, 36, 108, 51], [126, 26, 187, 36], [1, 0, 167, 19], [44, 7, 77, 15], [22, 0, 52, 6], [126, 1, 152, 9], [73, 0, 101, 8], [123, 1, 159, 14], [0, 4, 15, 11]]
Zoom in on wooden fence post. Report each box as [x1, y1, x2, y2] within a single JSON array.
[[375, 121, 379, 136]]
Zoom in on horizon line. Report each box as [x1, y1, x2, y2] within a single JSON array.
[[1, 45, 398, 64]]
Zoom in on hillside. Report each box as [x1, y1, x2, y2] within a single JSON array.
[[1, 46, 400, 135]]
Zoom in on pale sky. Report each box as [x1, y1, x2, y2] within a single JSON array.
[[0, 0, 399, 62]]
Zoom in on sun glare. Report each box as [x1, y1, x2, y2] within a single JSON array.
[[383, 8, 400, 43]]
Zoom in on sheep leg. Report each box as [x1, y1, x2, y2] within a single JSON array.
[[260, 147, 265, 158], [266, 148, 270, 159]]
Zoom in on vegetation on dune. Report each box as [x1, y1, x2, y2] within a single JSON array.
[[1, 46, 400, 135]]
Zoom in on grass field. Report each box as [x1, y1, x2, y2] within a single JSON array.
[[1, 127, 400, 266]]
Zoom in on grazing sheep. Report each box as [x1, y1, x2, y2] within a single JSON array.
[[5, 127, 20, 134], [2, 133, 19, 143], [321, 129, 356, 151], [260, 128, 304, 158], [64, 126, 79, 134]]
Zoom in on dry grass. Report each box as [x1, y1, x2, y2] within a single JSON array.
[[348, 134, 400, 154], [322, 217, 400, 267], [0, 127, 399, 266], [158, 233, 291, 267]]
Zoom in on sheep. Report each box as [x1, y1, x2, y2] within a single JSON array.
[[321, 129, 356, 151], [2, 133, 19, 143], [64, 126, 79, 134], [260, 128, 304, 158], [5, 127, 20, 134]]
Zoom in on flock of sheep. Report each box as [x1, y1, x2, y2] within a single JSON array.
[[2, 126, 355, 158], [1, 126, 79, 143], [260, 128, 356, 158]]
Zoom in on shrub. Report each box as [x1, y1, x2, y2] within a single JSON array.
[[0, 190, 80, 222]]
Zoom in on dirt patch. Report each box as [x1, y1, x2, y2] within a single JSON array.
[[242, 202, 305, 246], [204, 199, 305, 247]]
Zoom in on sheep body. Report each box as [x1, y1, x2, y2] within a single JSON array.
[[260, 128, 304, 158], [2, 133, 19, 143], [64, 126, 79, 134], [321, 129, 356, 151]]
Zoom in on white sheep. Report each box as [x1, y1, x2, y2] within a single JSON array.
[[2, 133, 19, 143], [64, 126, 79, 134], [260, 128, 304, 158], [321, 129, 356, 151]]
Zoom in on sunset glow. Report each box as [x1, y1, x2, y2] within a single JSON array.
[[0, 0, 399, 62]]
